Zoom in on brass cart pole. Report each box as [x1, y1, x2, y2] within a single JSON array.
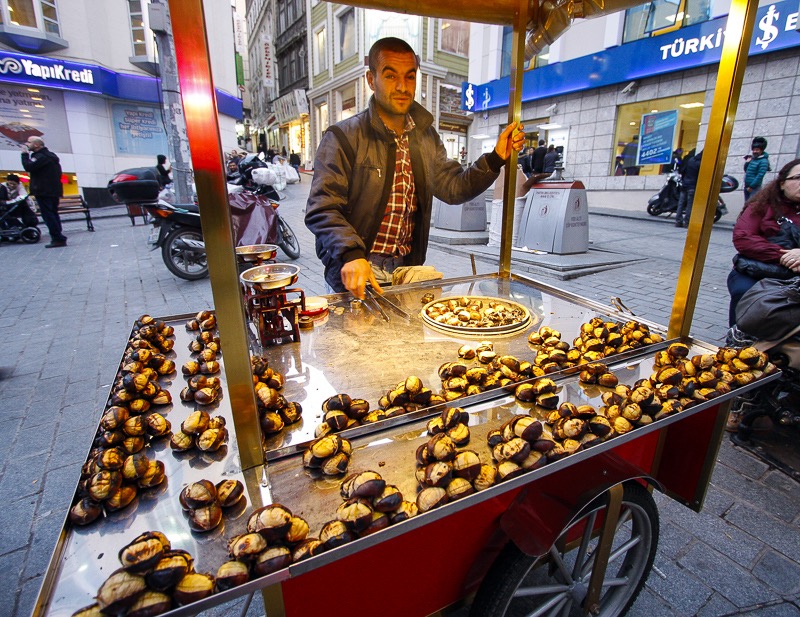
[[166, 0, 263, 471], [499, 0, 532, 276], [668, 0, 759, 339]]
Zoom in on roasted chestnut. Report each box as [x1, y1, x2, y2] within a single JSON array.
[[180, 480, 217, 510], [197, 428, 226, 452], [216, 479, 245, 508], [253, 546, 293, 576], [96, 569, 147, 614], [147, 552, 192, 591], [188, 502, 222, 532], [416, 487, 448, 512], [390, 500, 419, 523], [285, 516, 310, 544], [215, 561, 249, 591], [173, 572, 215, 605], [247, 504, 293, 541], [446, 477, 475, 500], [320, 520, 357, 550], [69, 497, 103, 526], [348, 471, 385, 499], [105, 485, 138, 512], [228, 533, 267, 561], [181, 411, 210, 436], [373, 485, 403, 513]]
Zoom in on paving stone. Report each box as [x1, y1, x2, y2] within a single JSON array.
[[0, 549, 24, 613], [655, 521, 694, 561], [725, 502, 800, 564], [0, 452, 47, 501], [717, 440, 771, 481], [9, 422, 57, 463], [22, 510, 62, 581], [630, 586, 678, 616], [0, 495, 36, 555], [738, 603, 800, 616], [679, 542, 778, 608], [712, 462, 800, 523], [645, 554, 714, 615], [752, 550, 800, 596], [696, 592, 740, 617], [37, 463, 81, 521], [702, 484, 737, 518], [14, 574, 42, 617]]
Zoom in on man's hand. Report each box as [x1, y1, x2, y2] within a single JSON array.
[[493, 121, 526, 161], [341, 258, 383, 300]]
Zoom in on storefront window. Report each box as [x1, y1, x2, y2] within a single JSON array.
[[611, 93, 704, 176], [338, 83, 356, 120], [336, 8, 355, 62], [439, 19, 469, 56]]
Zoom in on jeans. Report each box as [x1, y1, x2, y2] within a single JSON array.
[[676, 187, 695, 224], [37, 195, 66, 242], [727, 268, 759, 327], [744, 185, 760, 202]]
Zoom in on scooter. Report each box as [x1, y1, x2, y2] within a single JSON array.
[[0, 195, 41, 244], [646, 170, 737, 223]]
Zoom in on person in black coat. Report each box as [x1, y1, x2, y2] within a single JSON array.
[[156, 154, 172, 188], [543, 145, 558, 173], [21, 136, 65, 247], [532, 139, 547, 173], [675, 150, 702, 227], [519, 147, 534, 177]]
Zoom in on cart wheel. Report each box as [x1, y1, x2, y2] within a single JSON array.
[[469, 482, 658, 617], [21, 227, 41, 243]]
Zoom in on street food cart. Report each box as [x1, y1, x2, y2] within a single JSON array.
[[33, 0, 767, 616]]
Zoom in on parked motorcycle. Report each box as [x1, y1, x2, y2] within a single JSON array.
[[646, 170, 738, 223], [108, 161, 299, 281]]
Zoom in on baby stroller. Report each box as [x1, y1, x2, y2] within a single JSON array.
[[0, 195, 41, 243], [727, 277, 800, 479]]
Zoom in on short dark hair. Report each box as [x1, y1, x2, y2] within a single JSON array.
[[6, 173, 19, 182], [752, 136, 767, 150], [157, 154, 167, 164], [368, 37, 419, 73], [538, 140, 545, 146]]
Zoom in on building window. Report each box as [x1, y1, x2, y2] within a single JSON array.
[[623, 0, 710, 44], [128, 0, 146, 56], [2, 0, 60, 34], [439, 19, 469, 56], [315, 100, 329, 144], [500, 26, 548, 77], [314, 26, 327, 73], [338, 83, 356, 120], [336, 8, 355, 62]]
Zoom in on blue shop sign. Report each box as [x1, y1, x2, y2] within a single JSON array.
[[462, 0, 800, 111], [0, 50, 242, 119]]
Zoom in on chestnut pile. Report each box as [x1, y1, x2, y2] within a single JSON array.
[[252, 355, 303, 436], [302, 433, 353, 475], [424, 296, 527, 329], [179, 479, 246, 532], [170, 410, 228, 453], [375, 375, 447, 419], [71, 531, 212, 616], [186, 310, 217, 332], [70, 316, 175, 527], [426, 406, 471, 446], [439, 341, 536, 402], [222, 505, 313, 583], [316, 470, 416, 548], [180, 375, 223, 407], [528, 318, 663, 370], [414, 429, 496, 512]]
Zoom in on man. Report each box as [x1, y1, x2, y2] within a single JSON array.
[[543, 145, 558, 173], [289, 151, 302, 182], [622, 135, 640, 176], [520, 147, 534, 177], [305, 37, 524, 299], [531, 139, 547, 174], [675, 150, 701, 228], [21, 136, 65, 247]]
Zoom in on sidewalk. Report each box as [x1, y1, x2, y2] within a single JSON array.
[[0, 181, 796, 617]]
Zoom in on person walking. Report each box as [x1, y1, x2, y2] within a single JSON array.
[[155, 154, 172, 188], [543, 145, 558, 173], [622, 136, 640, 175], [305, 37, 525, 299], [289, 151, 302, 182], [532, 139, 548, 174], [743, 136, 770, 202], [21, 136, 65, 248], [675, 150, 702, 228], [520, 147, 534, 177]]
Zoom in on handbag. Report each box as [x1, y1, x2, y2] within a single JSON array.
[[735, 276, 800, 341], [733, 216, 800, 280]]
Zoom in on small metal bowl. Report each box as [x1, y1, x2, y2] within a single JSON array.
[[235, 244, 279, 263], [240, 264, 301, 291]]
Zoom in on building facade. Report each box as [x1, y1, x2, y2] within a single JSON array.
[[463, 0, 800, 195], [0, 0, 242, 206], [305, 5, 474, 167]]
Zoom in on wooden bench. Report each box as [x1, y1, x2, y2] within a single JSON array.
[[34, 195, 94, 231]]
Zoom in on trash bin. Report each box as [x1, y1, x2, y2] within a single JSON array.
[[516, 180, 589, 254], [433, 193, 487, 231]]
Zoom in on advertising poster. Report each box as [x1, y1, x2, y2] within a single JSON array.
[[637, 109, 678, 166], [0, 85, 72, 152], [112, 103, 168, 156]]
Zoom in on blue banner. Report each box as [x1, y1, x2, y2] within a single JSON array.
[[0, 50, 242, 119], [463, 0, 800, 111], [638, 110, 678, 165]]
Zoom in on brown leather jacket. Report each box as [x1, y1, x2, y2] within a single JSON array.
[[305, 96, 502, 291]]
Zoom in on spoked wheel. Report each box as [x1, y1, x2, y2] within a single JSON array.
[[470, 482, 658, 617], [276, 216, 301, 259], [161, 227, 208, 280]]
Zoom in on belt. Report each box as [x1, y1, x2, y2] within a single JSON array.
[[368, 253, 405, 272]]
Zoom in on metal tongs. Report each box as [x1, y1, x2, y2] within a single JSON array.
[[371, 290, 411, 321], [363, 287, 390, 322]]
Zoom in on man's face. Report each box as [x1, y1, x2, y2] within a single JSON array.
[[25, 139, 41, 152], [752, 147, 763, 157], [6, 180, 18, 189], [367, 50, 417, 123]]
